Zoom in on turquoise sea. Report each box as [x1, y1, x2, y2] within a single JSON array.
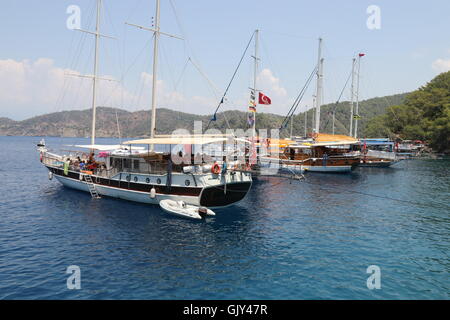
[[0, 136, 448, 299]]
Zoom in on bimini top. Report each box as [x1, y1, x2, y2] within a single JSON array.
[[67, 144, 146, 151], [314, 133, 358, 144], [359, 138, 394, 146], [299, 133, 359, 147], [123, 136, 230, 145]]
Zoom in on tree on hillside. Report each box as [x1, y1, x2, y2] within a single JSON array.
[[365, 71, 450, 153]]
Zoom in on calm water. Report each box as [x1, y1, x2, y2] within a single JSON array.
[[0, 136, 449, 299]]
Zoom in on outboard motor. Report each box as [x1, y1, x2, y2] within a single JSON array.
[[37, 139, 45, 147], [37, 139, 47, 152], [198, 207, 208, 219]]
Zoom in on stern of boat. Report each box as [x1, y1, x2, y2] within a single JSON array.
[[199, 171, 252, 208]]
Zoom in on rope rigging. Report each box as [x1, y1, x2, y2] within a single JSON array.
[[205, 31, 256, 131], [321, 68, 353, 134], [279, 65, 318, 132]]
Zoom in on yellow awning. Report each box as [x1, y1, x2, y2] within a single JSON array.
[[314, 133, 358, 144]]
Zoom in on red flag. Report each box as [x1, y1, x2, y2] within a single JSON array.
[[258, 92, 271, 105], [359, 53, 365, 57]]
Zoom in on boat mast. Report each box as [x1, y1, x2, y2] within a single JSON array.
[[332, 111, 335, 135], [150, 0, 161, 150], [354, 54, 362, 138], [349, 57, 356, 137], [304, 106, 307, 137], [126, 0, 182, 150], [314, 38, 323, 134], [252, 29, 259, 139], [91, 0, 102, 146], [312, 95, 316, 132], [290, 113, 294, 139]]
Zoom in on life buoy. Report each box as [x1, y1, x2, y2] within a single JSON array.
[[211, 163, 221, 174]]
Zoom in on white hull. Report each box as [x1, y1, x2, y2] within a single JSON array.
[[302, 165, 353, 173], [259, 159, 305, 175], [260, 158, 350, 173], [279, 164, 305, 174], [55, 175, 200, 205], [159, 199, 215, 220]]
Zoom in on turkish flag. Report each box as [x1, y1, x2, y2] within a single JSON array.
[[258, 92, 271, 105]]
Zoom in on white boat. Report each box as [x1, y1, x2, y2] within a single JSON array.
[[38, 0, 253, 209], [159, 199, 215, 220]]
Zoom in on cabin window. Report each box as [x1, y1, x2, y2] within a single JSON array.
[[123, 159, 131, 169], [134, 176, 138, 182], [157, 178, 161, 184], [133, 160, 140, 170], [146, 178, 150, 183], [113, 158, 122, 171]]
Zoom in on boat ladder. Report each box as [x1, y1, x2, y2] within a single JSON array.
[[83, 175, 101, 199]]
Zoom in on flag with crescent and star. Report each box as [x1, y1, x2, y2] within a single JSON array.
[[258, 92, 271, 105]]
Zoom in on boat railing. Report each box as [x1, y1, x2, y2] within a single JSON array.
[[366, 150, 397, 160], [41, 153, 65, 167]]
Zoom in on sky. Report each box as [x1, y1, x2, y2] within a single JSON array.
[[1, 0, 450, 120]]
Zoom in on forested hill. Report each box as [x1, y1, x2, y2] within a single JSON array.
[[365, 71, 450, 153], [286, 93, 408, 136], [0, 93, 407, 138]]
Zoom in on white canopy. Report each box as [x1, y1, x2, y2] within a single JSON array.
[[123, 137, 234, 145], [302, 141, 359, 147], [66, 144, 145, 151]]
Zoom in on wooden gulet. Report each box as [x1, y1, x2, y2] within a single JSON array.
[[38, 0, 253, 209]]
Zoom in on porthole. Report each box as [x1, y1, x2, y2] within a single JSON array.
[[146, 178, 150, 183], [126, 175, 131, 182], [185, 179, 191, 186], [157, 178, 161, 184], [134, 176, 138, 182]]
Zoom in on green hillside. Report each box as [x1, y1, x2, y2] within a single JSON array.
[[284, 93, 408, 137], [0, 92, 408, 138], [365, 71, 450, 153]]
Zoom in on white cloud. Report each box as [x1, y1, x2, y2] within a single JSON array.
[[0, 58, 217, 120], [0, 59, 293, 120], [217, 68, 298, 116], [0, 58, 126, 119], [257, 68, 288, 98], [432, 58, 450, 73]]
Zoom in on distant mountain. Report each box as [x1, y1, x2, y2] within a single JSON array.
[[0, 93, 408, 138]]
